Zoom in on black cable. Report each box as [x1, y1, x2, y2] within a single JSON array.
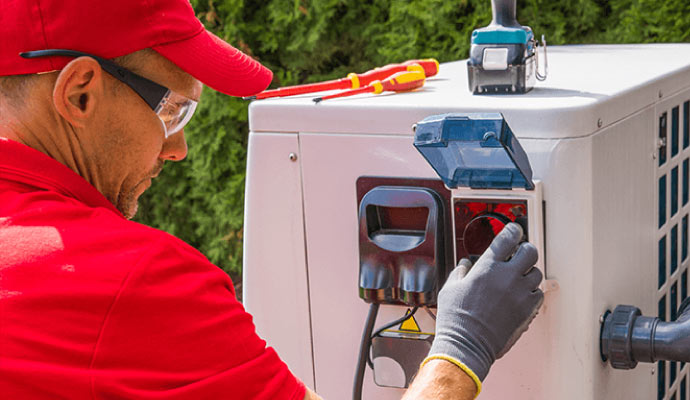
[[353, 303, 379, 400], [353, 305, 421, 399], [371, 306, 420, 339], [366, 306, 419, 369]]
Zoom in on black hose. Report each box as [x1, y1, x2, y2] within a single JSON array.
[[353, 303, 379, 400]]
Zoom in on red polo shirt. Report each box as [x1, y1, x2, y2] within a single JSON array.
[[0, 138, 306, 400]]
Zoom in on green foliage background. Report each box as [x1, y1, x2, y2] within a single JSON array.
[[135, 0, 690, 283]]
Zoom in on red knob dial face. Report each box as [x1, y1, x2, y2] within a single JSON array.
[[454, 200, 527, 259]]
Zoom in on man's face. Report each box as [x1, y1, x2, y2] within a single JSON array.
[[85, 51, 203, 219]]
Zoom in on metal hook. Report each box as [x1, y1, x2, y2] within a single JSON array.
[[535, 34, 548, 81]]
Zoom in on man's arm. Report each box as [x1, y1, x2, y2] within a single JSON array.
[[303, 387, 323, 400], [302, 361, 476, 400], [402, 359, 476, 400], [301, 360, 477, 400], [89, 235, 307, 400]]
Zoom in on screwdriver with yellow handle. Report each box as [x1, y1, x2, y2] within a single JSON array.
[[313, 70, 426, 103], [244, 58, 439, 100]]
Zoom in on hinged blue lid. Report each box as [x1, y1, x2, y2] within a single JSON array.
[[413, 113, 534, 190]]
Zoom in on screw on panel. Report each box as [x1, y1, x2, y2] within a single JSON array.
[[483, 131, 497, 141], [597, 118, 603, 128], [543, 280, 559, 292], [289, 153, 298, 162]]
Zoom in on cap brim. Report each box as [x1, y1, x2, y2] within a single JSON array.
[[153, 30, 272, 97]]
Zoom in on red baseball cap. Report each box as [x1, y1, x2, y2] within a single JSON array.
[[0, 0, 272, 97]]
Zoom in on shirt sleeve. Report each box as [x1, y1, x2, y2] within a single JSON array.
[[89, 235, 306, 400]]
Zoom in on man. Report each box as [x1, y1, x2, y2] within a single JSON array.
[[0, 0, 543, 399]]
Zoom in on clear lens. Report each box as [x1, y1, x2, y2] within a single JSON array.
[[154, 91, 199, 138], [463, 214, 511, 256]]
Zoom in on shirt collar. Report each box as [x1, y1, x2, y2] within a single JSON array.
[[0, 138, 123, 217]]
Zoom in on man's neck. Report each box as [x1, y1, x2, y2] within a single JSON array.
[[0, 103, 101, 192]]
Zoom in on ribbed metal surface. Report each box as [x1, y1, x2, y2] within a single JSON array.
[[657, 100, 690, 400]]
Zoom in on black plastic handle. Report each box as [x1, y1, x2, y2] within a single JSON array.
[[358, 186, 439, 253], [491, 0, 521, 28]]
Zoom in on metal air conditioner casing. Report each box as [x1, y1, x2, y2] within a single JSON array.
[[243, 44, 690, 400]]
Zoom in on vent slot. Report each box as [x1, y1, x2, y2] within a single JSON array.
[[673, 107, 680, 157], [673, 167, 679, 217], [681, 215, 688, 261], [661, 112, 669, 166], [661, 236, 668, 288], [661, 175, 668, 228], [683, 158, 690, 205], [673, 225, 679, 274], [682, 377, 687, 400], [683, 101, 690, 150], [660, 359, 667, 400]]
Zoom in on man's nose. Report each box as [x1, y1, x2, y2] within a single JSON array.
[[159, 129, 188, 161]]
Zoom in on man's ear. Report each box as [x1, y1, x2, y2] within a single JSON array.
[[52, 57, 104, 128]]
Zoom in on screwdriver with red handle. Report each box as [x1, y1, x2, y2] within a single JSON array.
[[244, 58, 439, 100], [313, 70, 426, 103]]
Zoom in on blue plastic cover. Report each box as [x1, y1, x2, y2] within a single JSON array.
[[471, 26, 533, 45], [413, 113, 534, 190]]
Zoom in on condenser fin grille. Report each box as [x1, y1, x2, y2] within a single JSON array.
[[657, 100, 690, 400]]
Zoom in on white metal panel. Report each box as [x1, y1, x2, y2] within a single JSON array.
[[242, 132, 315, 389], [591, 107, 657, 399], [298, 133, 440, 400], [249, 45, 690, 140], [484, 136, 596, 399]]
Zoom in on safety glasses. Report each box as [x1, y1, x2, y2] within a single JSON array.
[[20, 49, 198, 138]]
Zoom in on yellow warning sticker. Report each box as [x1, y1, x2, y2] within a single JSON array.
[[399, 308, 421, 332]]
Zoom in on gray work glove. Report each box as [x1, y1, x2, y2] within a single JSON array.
[[425, 222, 544, 390]]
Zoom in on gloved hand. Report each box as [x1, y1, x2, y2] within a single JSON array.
[[424, 222, 544, 394]]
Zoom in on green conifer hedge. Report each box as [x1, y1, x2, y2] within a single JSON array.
[[135, 0, 690, 283]]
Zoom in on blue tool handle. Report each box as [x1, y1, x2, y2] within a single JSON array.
[[491, 0, 521, 28]]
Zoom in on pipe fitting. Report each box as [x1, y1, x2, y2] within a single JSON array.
[[601, 301, 690, 369], [600, 305, 644, 369]]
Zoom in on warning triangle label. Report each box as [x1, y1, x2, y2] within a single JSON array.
[[399, 308, 421, 332]]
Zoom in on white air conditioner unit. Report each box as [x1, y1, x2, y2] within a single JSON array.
[[243, 44, 690, 400]]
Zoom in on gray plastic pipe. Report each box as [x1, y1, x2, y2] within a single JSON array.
[[491, 0, 522, 28], [600, 302, 690, 369]]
